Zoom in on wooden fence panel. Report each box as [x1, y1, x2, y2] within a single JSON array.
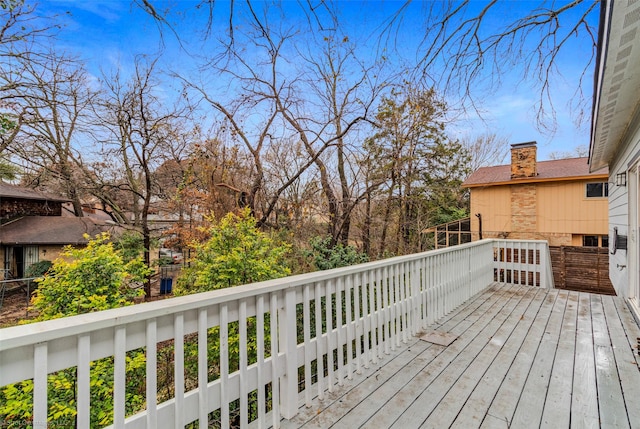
[[550, 246, 615, 295]]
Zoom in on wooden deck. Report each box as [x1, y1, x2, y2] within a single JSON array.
[[280, 283, 640, 429]]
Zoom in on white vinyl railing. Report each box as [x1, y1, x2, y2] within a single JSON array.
[[0, 239, 553, 429]]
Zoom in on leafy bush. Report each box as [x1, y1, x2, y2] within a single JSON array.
[[113, 230, 145, 262], [175, 208, 291, 295], [0, 233, 151, 427], [31, 233, 150, 319], [24, 260, 53, 278], [305, 236, 369, 271]]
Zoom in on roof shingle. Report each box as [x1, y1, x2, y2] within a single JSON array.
[[0, 182, 70, 202], [0, 217, 118, 245], [463, 157, 608, 187]]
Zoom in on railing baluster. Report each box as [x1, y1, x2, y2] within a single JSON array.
[[146, 319, 158, 428], [375, 268, 383, 360], [256, 295, 266, 428], [400, 263, 408, 344], [77, 334, 90, 429], [345, 274, 354, 380], [315, 281, 324, 398], [239, 299, 248, 427], [174, 314, 185, 428], [198, 308, 208, 428], [114, 326, 126, 428], [220, 304, 229, 429], [426, 254, 434, 325], [421, 256, 428, 329], [270, 292, 281, 428], [525, 242, 530, 287], [393, 263, 401, 346], [354, 272, 362, 374], [33, 342, 47, 429], [280, 288, 298, 420], [368, 269, 378, 364], [411, 260, 420, 335], [382, 266, 391, 355], [336, 276, 344, 386], [303, 284, 312, 406], [326, 279, 334, 392], [361, 271, 371, 368]]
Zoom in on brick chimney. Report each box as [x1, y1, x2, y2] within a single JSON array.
[[510, 142, 537, 179]]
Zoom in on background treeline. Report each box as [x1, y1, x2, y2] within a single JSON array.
[[1, 1, 514, 274]]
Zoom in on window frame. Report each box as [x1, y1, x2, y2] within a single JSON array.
[[583, 235, 599, 247], [585, 182, 609, 198]]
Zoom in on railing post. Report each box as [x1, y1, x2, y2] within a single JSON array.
[[279, 287, 299, 419], [540, 242, 555, 289]]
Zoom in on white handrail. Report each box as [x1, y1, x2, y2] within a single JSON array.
[[0, 239, 553, 428]]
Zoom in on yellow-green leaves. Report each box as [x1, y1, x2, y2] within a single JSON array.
[[175, 209, 291, 295], [30, 232, 150, 320]]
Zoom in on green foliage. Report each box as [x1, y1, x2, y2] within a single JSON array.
[[0, 353, 147, 428], [171, 209, 286, 425], [24, 260, 52, 279], [305, 236, 369, 271], [175, 208, 291, 295], [113, 230, 145, 262], [364, 86, 470, 255], [0, 0, 24, 12], [0, 233, 150, 427], [0, 157, 19, 180], [420, 138, 471, 225], [0, 114, 16, 133], [31, 233, 149, 320]]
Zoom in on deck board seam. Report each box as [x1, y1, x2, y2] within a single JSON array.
[[429, 285, 549, 428], [329, 283, 522, 428], [381, 285, 543, 428]]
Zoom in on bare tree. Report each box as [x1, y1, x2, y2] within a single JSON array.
[[462, 132, 510, 172], [1, 0, 62, 153], [97, 57, 192, 298], [150, 1, 391, 248], [404, 0, 599, 130], [181, 7, 355, 235], [548, 144, 588, 160], [295, 34, 386, 246], [6, 51, 94, 216], [140, 0, 599, 133]]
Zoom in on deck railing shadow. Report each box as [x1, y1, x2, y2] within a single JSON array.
[[0, 239, 553, 428]]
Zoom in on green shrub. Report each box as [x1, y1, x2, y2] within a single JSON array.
[[305, 236, 369, 271], [24, 260, 53, 278], [0, 233, 151, 427]]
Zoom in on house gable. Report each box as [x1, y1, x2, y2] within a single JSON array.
[[466, 143, 609, 246]]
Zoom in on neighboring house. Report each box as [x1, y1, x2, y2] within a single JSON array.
[[589, 0, 640, 322], [463, 142, 609, 247], [0, 182, 118, 278]]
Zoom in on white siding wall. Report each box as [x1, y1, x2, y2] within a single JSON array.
[[608, 115, 640, 297]]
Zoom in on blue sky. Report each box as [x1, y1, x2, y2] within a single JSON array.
[[38, 0, 599, 162]]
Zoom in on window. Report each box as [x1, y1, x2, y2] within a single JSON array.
[[586, 182, 608, 198], [582, 235, 609, 247], [583, 235, 599, 247]]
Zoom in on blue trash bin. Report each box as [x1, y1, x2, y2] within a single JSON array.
[[160, 278, 173, 294]]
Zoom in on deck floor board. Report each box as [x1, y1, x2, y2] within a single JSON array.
[[276, 283, 640, 429]]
